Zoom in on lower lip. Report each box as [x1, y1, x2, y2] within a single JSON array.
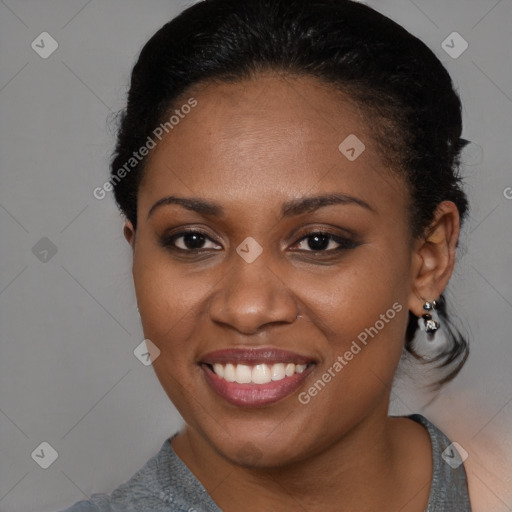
[[201, 364, 314, 408]]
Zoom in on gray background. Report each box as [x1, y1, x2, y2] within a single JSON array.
[[0, 1, 511, 511]]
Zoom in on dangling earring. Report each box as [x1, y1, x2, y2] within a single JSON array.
[[422, 300, 439, 334]]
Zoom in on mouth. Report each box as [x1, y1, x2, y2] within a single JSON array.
[[200, 348, 316, 407]]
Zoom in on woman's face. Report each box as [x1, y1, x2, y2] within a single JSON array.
[[126, 74, 420, 467]]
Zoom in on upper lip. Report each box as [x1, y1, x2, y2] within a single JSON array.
[[200, 347, 315, 365]]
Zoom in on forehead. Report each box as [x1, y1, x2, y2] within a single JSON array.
[[138, 74, 407, 218]]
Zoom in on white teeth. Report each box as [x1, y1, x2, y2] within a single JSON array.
[[285, 363, 295, 377], [213, 363, 224, 378], [271, 363, 286, 381], [224, 363, 236, 382], [210, 362, 308, 383], [296, 364, 307, 374], [252, 364, 272, 384], [235, 364, 252, 384]]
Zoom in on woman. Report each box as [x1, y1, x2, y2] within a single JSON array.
[[60, 0, 472, 510]]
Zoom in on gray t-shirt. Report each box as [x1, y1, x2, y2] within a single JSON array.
[[58, 414, 471, 511]]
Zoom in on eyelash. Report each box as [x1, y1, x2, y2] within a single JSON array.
[[159, 228, 358, 255]]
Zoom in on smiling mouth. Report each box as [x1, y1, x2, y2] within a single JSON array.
[[205, 362, 310, 384], [199, 348, 316, 407]]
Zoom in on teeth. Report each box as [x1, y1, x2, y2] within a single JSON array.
[[285, 363, 295, 377], [296, 364, 307, 374], [210, 362, 309, 383], [252, 364, 271, 384], [213, 363, 224, 378], [235, 364, 252, 384], [224, 363, 236, 382], [271, 363, 285, 381]]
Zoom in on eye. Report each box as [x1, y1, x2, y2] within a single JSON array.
[[160, 228, 358, 255], [292, 231, 358, 253], [160, 229, 222, 252]]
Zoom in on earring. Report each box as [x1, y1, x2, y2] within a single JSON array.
[[422, 300, 439, 334]]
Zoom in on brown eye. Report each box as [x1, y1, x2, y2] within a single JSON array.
[[160, 230, 222, 252], [293, 231, 358, 253]]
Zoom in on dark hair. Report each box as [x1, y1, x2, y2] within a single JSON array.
[[110, 0, 469, 386]]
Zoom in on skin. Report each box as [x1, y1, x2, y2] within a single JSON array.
[[123, 73, 460, 512]]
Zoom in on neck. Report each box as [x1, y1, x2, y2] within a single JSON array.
[[171, 410, 432, 512]]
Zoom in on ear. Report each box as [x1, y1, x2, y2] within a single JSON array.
[[407, 201, 460, 316], [123, 219, 136, 248]]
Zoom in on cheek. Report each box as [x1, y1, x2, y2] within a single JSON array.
[[305, 243, 410, 332], [131, 240, 232, 375], [132, 254, 206, 410], [296, 244, 411, 398], [132, 244, 197, 353]]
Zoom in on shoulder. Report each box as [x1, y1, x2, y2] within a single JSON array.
[[56, 436, 203, 512], [56, 502, 102, 512], [407, 414, 472, 511]]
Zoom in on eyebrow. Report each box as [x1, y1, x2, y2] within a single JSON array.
[[147, 192, 375, 220]]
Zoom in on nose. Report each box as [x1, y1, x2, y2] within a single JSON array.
[[208, 252, 299, 334]]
